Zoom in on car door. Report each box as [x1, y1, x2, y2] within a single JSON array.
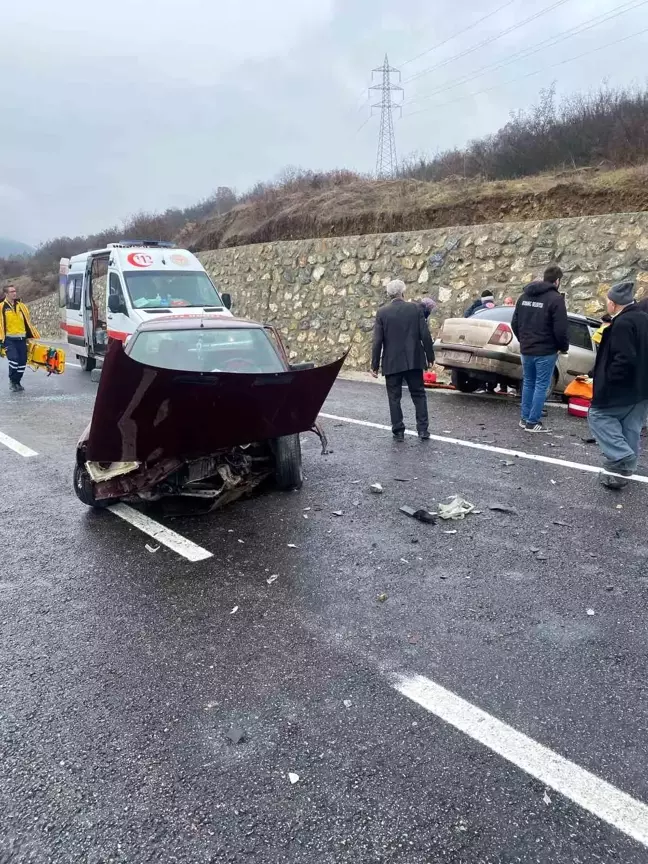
[[555, 318, 596, 388]]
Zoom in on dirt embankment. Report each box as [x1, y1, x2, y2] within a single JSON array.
[[183, 166, 648, 252]]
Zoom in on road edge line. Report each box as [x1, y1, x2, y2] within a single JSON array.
[[319, 413, 648, 485]]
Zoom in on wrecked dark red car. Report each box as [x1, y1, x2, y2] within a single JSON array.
[[73, 315, 345, 510]]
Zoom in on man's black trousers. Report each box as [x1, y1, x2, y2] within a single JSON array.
[[384, 369, 429, 436]]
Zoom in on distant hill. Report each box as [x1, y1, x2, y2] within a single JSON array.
[[0, 237, 34, 258]]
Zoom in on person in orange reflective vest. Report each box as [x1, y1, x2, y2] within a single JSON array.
[[0, 285, 41, 392]]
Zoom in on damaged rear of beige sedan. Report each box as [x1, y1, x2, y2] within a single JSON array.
[[73, 316, 345, 512]]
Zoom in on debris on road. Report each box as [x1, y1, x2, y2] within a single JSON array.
[[267, 575, 279, 585], [370, 483, 384, 494], [332, 510, 343, 517], [394, 477, 418, 482], [543, 790, 552, 806], [288, 773, 300, 785], [400, 505, 437, 524], [226, 726, 246, 745], [552, 520, 571, 527], [500, 460, 515, 467], [605, 585, 614, 592], [530, 547, 541, 553], [145, 544, 160, 553], [230, 606, 239, 615], [586, 608, 596, 616], [343, 699, 353, 708], [377, 593, 389, 603], [488, 503, 518, 515], [287, 544, 298, 548], [438, 496, 475, 520]]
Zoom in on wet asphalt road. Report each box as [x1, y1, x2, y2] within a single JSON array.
[[1, 358, 648, 864]]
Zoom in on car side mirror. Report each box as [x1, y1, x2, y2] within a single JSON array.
[[221, 293, 232, 310], [108, 294, 126, 314], [290, 361, 315, 371]]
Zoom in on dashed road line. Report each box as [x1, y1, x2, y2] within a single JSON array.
[[320, 412, 648, 485], [394, 672, 648, 849], [0, 430, 38, 458], [108, 503, 213, 562]]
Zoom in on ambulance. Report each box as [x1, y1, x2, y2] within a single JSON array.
[[59, 241, 232, 371]]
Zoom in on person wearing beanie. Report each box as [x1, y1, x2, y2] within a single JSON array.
[[419, 297, 438, 321], [588, 281, 648, 489], [511, 265, 569, 432], [371, 279, 435, 441], [463, 289, 495, 318]]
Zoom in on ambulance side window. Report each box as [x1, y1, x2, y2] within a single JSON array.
[[109, 273, 127, 313], [67, 276, 82, 310]]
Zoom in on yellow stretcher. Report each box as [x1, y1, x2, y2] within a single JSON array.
[[0, 341, 66, 375]]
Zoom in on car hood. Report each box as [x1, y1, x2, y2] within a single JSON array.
[[85, 339, 346, 463]]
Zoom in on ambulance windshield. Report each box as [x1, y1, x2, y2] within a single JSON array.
[[124, 271, 222, 309]]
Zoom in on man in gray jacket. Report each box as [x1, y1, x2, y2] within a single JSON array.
[[371, 280, 435, 441]]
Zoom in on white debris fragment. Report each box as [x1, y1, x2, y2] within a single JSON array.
[[303, 507, 311, 512], [438, 496, 475, 520], [237, 539, 245, 544], [287, 544, 298, 548], [230, 606, 239, 615], [332, 510, 343, 517], [443, 530, 458, 535], [586, 608, 595, 616], [145, 544, 160, 553], [543, 790, 552, 806], [267, 575, 279, 585], [288, 772, 300, 785], [343, 699, 352, 708], [370, 483, 384, 494]]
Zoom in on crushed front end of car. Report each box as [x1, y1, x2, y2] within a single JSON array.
[[74, 339, 345, 511]]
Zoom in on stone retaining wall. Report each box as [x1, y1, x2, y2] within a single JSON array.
[[30, 212, 648, 369]]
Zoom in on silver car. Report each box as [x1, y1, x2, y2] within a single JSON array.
[[434, 305, 600, 394]]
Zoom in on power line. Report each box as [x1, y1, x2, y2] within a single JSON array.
[[370, 55, 404, 177], [406, 0, 648, 108], [403, 0, 574, 84], [398, 0, 518, 68], [403, 23, 648, 119]]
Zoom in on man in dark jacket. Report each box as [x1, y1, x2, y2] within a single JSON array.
[[464, 289, 495, 318], [511, 265, 569, 432], [371, 279, 435, 441], [588, 281, 648, 489]]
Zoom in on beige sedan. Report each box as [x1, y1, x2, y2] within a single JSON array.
[[434, 305, 600, 394]]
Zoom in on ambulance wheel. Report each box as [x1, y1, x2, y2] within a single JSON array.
[[273, 434, 303, 491], [73, 464, 110, 509], [78, 355, 96, 373]]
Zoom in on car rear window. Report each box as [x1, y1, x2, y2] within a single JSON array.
[[128, 328, 285, 373], [472, 306, 515, 322]]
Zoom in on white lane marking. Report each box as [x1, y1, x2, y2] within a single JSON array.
[[394, 673, 648, 849], [108, 503, 213, 562], [319, 413, 648, 485], [0, 430, 38, 458]]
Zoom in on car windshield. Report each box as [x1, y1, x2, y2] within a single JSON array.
[[124, 271, 222, 309], [128, 327, 286, 373], [472, 306, 515, 322]]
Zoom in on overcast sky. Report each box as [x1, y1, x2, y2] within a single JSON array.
[[1, 0, 647, 245]]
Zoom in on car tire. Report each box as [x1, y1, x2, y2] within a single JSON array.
[[73, 463, 111, 508], [77, 355, 96, 373], [273, 434, 303, 491], [451, 370, 481, 393]]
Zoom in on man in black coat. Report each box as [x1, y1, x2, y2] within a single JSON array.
[[371, 279, 435, 441], [588, 281, 648, 489], [511, 265, 569, 432]]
